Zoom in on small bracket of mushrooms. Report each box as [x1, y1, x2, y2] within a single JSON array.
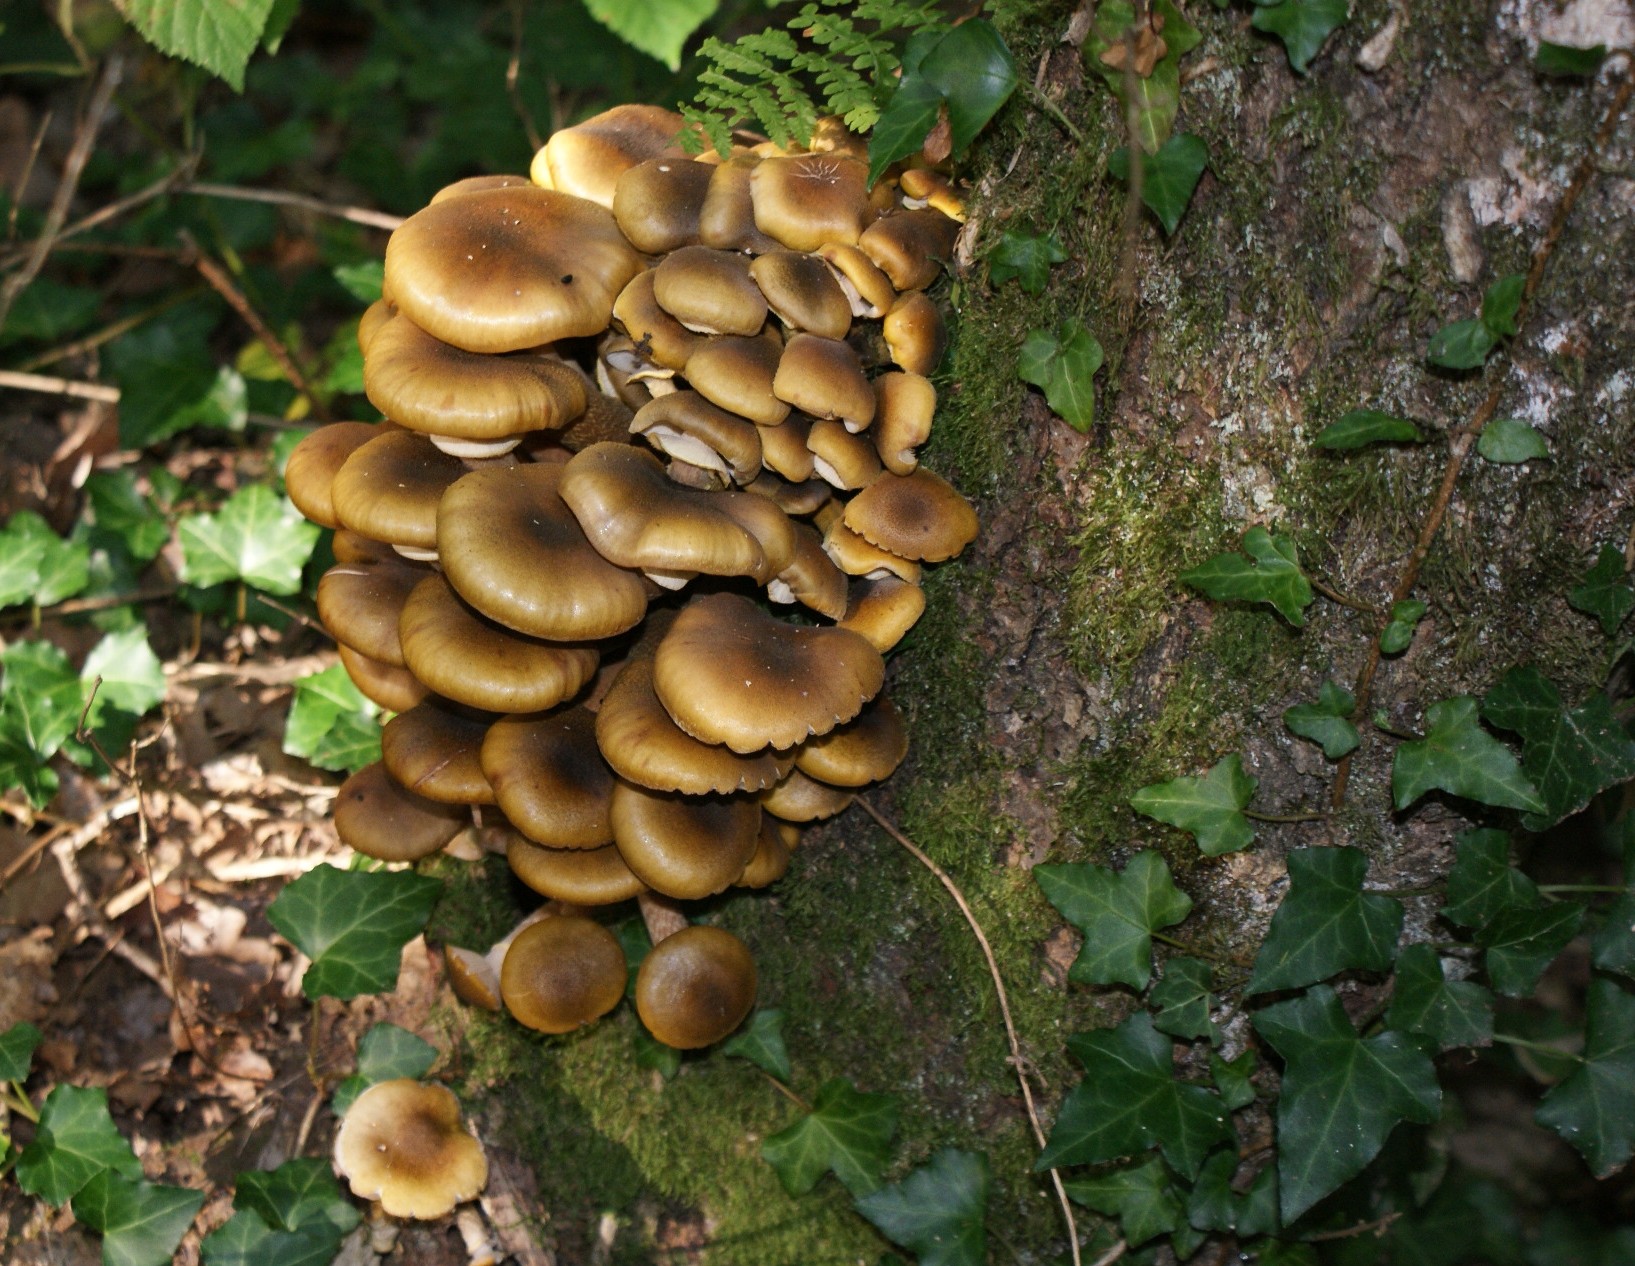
[[286, 103, 977, 1056]]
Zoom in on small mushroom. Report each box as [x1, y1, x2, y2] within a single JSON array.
[[333, 1079, 488, 1220], [634, 925, 757, 1049], [499, 914, 627, 1034], [334, 762, 468, 862]]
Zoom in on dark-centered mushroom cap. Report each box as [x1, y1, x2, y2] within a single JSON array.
[[611, 780, 761, 900], [634, 925, 757, 1049], [331, 430, 468, 553], [822, 519, 923, 583], [481, 706, 614, 849], [630, 391, 762, 485], [773, 334, 874, 429], [499, 915, 626, 1034], [652, 592, 885, 752], [338, 643, 431, 713], [842, 466, 978, 563], [317, 551, 432, 667], [612, 270, 704, 372], [334, 761, 468, 862], [836, 574, 926, 652], [749, 250, 852, 340], [795, 693, 908, 787], [333, 1080, 487, 1220], [683, 331, 789, 426], [429, 174, 533, 204], [871, 372, 936, 475], [286, 422, 380, 529], [385, 185, 642, 354], [760, 766, 855, 822], [381, 699, 496, 805], [507, 835, 646, 905], [699, 154, 781, 254], [533, 104, 688, 209], [438, 462, 649, 642], [613, 156, 714, 254], [807, 417, 883, 490], [751, 154, 869, 252], [653, 246, 768, 337], [858, 208, 961, 292]]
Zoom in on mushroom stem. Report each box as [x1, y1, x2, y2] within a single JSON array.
[[368, 1203, 399, 1254], [637, 890, 688, 945], [456, 1204, 499, 1266]]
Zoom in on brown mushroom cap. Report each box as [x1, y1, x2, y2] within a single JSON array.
[[818, 243, 896, 318], [760, 766, 856, 822], [316, 551, 431, 667], [767, 522, 849, 620], [858, 208, 961, 292], [653, 246, 768, 337], [773, 334, 874, 429], [499, 915, 627, 1034], [836, 574, 927, 652], [331, 430, 468, 554], [871, 372, 936, 475], [612, 270, 705, 372], [683, 331, 789, 427], [842, 467, 979, 563], [429, 174, 533, 204], [334, 761, 467, 862], [611, 780, 761, 900], [744, 470, 833, 518], [533, 104, 688, 208], [882, 289, 947, 375], [286, 422, 380, 529], [750, 250, 852, 340], [794, 693, 908, 786], [358, 298, 395, 355], [698, 154, 781, 254], [337, 643, 431, 713], [652, 592, 885, 752], [381, 699, 496, 806], [634, 926, 757, 1049], [384, 185, 642, 354], [756, 412, 816, 483], [736, 816, 798, 888], [508, 835, 646, 905], [333, 1080, 488, 1220], [481, 706, 614, 849], [807, 417, 884, 490], [751, 154, 869, 251], [823, 519, 923, 583], [612, 157, 714, 253], [630, 392, 762, 485]]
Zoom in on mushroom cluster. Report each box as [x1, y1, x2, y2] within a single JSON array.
[[287, 104, 976, 1051]]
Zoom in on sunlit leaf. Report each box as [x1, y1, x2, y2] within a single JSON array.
[[15, 1084, 142, 1205], [202, 1158, 359, 1266], [1248, 847, 1403, 993], [177, 484, 321, 596], [331, 1024, 437, 1116], [122, 0, 277, 89], [1036, 851, 1193, 989], [0, 640, 86, 762], [1180, 526, 1314, 626], [1391, 697, 1545, 813], [266, 863, 442, 999], [855, 1148, 989, 1266], [1130, 754, 1256, 857], [762, 1077, 898, 1196], [0, 511, 88, 608], [82, 628, 167, 727], [332, 261, 385, 305], [284, 664, 380, 774], [1018, 319, 1103, 432], [73, 1170, 205, 1266], [583, 0, 719, 71]]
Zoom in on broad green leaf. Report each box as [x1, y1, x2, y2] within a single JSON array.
[[82, 628, 167, 725], [1482, 666, 1635, 829], [916, 19, 1018, 155], [1386, 943, 1493, 1050], [177, 484, 321, 596], [331, 1023, 437, 1115], [986, 228, 1067, 294], [1186, 1150, 1277, 1237], [1480, 273, 1526, 337], [309, 712, 381, 775], [1536, 978, 1635, 1175], [0, 1020, 42, 1080], [1591, 892, 1635, 978], [120, 0, 276, 91], [1283, 681, 1360, 759], [1379, 599, 1428, 655], [84, 472, 168, 563], [1018, 319, 1103, 432], [1086, 1, 1197, 151], [1478, 901, 1584, 997], [1568, 544, 1634, 635], [105, 301, 220, 448], [1040, 1013, 1233, 1179], [1035, 851, 1192, 989], [1536, 41, 1608, 76], [1426, 318, 1495, 370], [1108, 134, 1208, 234], [867, 76, 944, 187], [0, 278, 101, 344], [1477, 417, 1549, 463], [200, 1211, 339, 1266], [266, 864, 442, 999], [1441, 829, 1539, 928], [284, 664, 380, 773], [1250, 0, 1348, 74], [1210, 1049, 1257, 1111], [1130, 754, 1257, 857], [1149, 957, 1219, 1042], [1252, 986, 1441, 1222], [762, 1077, 898, 1196], [1063, 1153, 1183, 1246], [15, 1084, 141, 1204], [0, 511, 88, 608], [583, 0, 719, 71], [1391, 696, 1545, 813], [73, 1170, 205, 1266], [332, 261, 385, 305], [722, 1008, 792, 1081], [1248, 847, 1404, 993], [0, 715, 60, 807], [854, 1148, 989, 1266], [1180, 526, 1314, 626], [1, 640, 87, 762], [1314, 409, 1424, 450], [1384, 1173, 1525, 1266], [235, 1158, 360, 1239]]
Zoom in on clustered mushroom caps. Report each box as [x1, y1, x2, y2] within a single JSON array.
[[287, 102, 977, 1055]]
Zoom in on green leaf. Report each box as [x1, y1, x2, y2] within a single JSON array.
[[1391, 696, 1545, 814], [235, 1158, 360, 1239], [1591, 891, 1635, 979], [854, 1148, 988, 1266], [1252, 985, 1441, 1222], [84, 472, 169, 563], [1035, 851, 1192, 990], [763, 1078, 897, 1196], [1441, 829, 1538, 928], [1, 278, 102, 344], [1250, 0, 1348, 74], [0, 1020, 42, 1081], [73, 1170, 205, 1266], [867, 75, 945, 187], [105, 302, 220, 448], [1180, 526, 1314, 626], [1248, 847, 1404, 993], [1018, 319, 1103, 432], [1568, 544, 1635, 635], [1478, 901, 1584, 997], [1379, 599, 1428, 655], [986, 228, 1067, 295], [1314, 409, 1424, 450], [582, 0, 719, 71], [1386, 943, 1493, 1051], [1283, 681, 1360, 759], [1536, 41, 1608, 76], [722, 1008, 793, 1081], [1210, 1049, 1257, 1111], [633, 1024, 682, 1077], [1186, 1149, 1278, 1237], [1, 640, 87, 762], [15, 1084, 141, 1204], [1108, 134, 1208, 235], [1063, 1154, 1184, 1246], [0, 714, 60, 807], [332, 261, 384, 305], [1482, 666, 1635, 830], [0, 511, 89, 608], [1149, 957, 1219, 1042], [202, 1211, 337, 1266], [1130, 754, 1257, 857], [119, 0, 276, 91], [915, 19, 1017, 155], [1476, 417, 1549, 464], [1040, 1013, 1233, 1179], [82, 628, 167, 726], [331, 1023, 437, 1116], [1536, 978, 1635, 1176], [1426, 318, 1496, 370], [1086, 1, 1197, 151], [265, 863, 442, 999], [284, 664, 380, 774], [177, 485, 321, 596], [1480, 273, 1526, 337]]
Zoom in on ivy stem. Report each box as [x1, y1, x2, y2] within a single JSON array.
[[1310, 576, 1382, 616], [1539, 884, 1626, 895], [758, 1069, 810, 1115], [1371, 719, 1421, 742], [4, 1086, 39, 1123], [1243, 809, 1327, 824], [1490, 1033, 1585, 1063], [1023, 83, 1086, 147]]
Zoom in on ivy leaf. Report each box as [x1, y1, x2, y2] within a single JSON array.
[[1477, 901, 1584, 997], [73, 1170, 205, 1266], [722, 1008, 793, 1081], [1568, 544, 1634, 636], [331, 1023, 437, 1116], [1314, 409, 1424, 450], [1086, 1, 1197, 151], [1442, 829, 1539, 928], [854, 1148, 989, 1266], [1252, 986, 1441, 1223], [0, 1020, 42, 1080], [1386, 943, 1493, 1051], [1, 640, 88, 762], [1040, 1013, 1233, 1179], [1477, 418, 1550, 464], [1149, 957, 1219, 1042], [1482, 667, 1635, 830], [1284, 681, 1360, 759], [283, 664, 380, 774], [582, 0, 719, 72], [1250, 0, 1349, 74], [1426, 318, 1496, 370], [0, 511, 88, 608], [1210, 1049, 1258, 1111], [1391, 696, 1546, 814], [0, 714, 59, 807], [1591, 891, 1635, 979], [266, 864, 442, 999], [332, 262, 385, 306], [633, 1026, 681, 1079], [1379, 599, 1428, 655], [1480, 273, 1526, 338], [235, 1158, 361, 1240], [1536, 978, 1635, 1176], [1248, 847, 1404, 993], [761, 1078, 899, 1197], [916, 19, 1018, 155], [1180, 526, 1315, 626], [1186, 1149, 1278, 1237], [15, 1084, 142, 1204], [1536, 41, 1608, 76], [1018, 319, 1103, 432], [1063, 1154, 1184, 1246], [868, 76, 945, 187], [986, 228, 1067, 295], [82, 628, 167, 727], [1130, 754, 1257, 857], [120, 0, 276, 90], [201, 1212, 337, 1266], [1034, 850, 1193, 990], [177, 485, 321, 596], [1108, 134, 1209, 235]]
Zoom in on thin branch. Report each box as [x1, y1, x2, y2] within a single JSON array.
[[1024, 82, 1086, 147], [0, 156, 198, 270], [5, 109, 52, 243], [1309, 575, 1382, 616], [0, 369, 120, 402], [505, 0, 544, 153], [183, 182, 405, 232], [14, 288, 202, 373]]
